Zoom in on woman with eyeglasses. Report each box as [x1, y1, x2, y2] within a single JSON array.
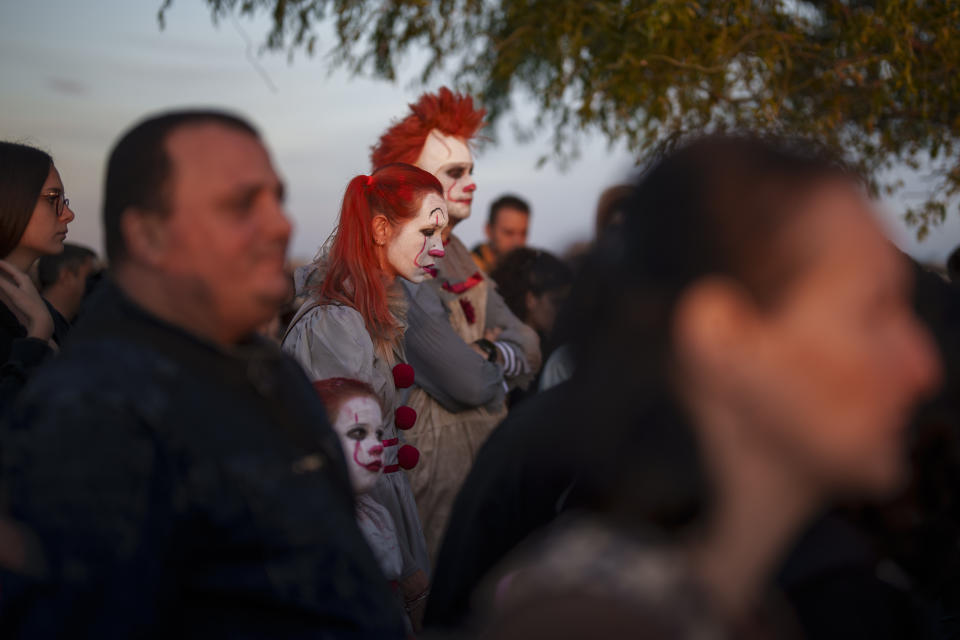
[[0, 141, 75, 403]]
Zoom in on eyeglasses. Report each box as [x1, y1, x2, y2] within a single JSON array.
[[39, 192, 70, 217]]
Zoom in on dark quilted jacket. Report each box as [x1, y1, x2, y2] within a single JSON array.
[[0, 280, 404, 639]]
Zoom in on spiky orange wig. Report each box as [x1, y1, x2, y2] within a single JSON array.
[[370, 87, 486, 170]]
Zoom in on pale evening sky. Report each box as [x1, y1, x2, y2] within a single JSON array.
[[2, 0, 957, 265]]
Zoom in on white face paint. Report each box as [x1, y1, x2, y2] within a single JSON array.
[[386, 192, 448, 282], [414, 130, 476, 222], [332, 396, 385, 494]]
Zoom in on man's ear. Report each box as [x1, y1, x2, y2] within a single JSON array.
[[121, 209, 170, 267], [485, 223, 493, 242], [371, 214, 391, 247]]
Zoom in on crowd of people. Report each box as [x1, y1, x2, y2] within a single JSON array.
[[0, 86, 957, 639]]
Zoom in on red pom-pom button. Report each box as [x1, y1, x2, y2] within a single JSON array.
[[398, 444, 420, 470], [393, 363, 415, 389], [395, 406, 417, 430]]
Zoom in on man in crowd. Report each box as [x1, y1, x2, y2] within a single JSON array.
[[35, 243, 100, 322], [0, 110, 404, 637], [471, 194, 530, 274]]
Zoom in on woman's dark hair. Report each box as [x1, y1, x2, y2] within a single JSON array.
[[563, 134, 855, 535], [490, 247, 573, 324], [0, 142, 53, 258]]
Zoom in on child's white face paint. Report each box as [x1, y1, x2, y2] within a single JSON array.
[[415, 130, 476, 221], [332, 396, 385, 494], [386, 192, 448, 283]]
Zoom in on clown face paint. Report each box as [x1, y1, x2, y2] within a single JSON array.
[[415, 129, 476, 222], [386, 192, 448, 283], [332, 395, 385, 494]]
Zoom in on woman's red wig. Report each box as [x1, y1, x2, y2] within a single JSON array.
[[370, 87, 486, 169], [319, 163, 443, 345]]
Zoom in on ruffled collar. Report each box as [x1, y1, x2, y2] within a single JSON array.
[[295, 260, 408, 366]]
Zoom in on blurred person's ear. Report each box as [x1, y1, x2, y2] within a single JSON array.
[[485, 222, 493, 241], [672, 277, 762, 378], [121, 209, 171, 267]]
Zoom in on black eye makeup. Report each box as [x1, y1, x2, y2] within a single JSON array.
[[346, 426, 368, 441]]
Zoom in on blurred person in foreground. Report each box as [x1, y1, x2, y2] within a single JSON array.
[[471, 195, 530, 274], [774, 258, 960, 639], [36, 243, 100, 323], [0, 110, 404, 638], [427, 135, 941, 637]]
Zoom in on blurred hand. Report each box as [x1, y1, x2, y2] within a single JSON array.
[[483, 327, 503, 342], [470, 327, 506, 365], [400, 569, 429, 632], [0, 260, 54, 342]]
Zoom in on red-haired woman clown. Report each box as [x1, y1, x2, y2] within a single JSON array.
[[371, 88, 542, 562], [283, 164, 446, 629]]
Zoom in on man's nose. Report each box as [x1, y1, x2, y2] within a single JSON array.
[[263, 197, 292, 240]]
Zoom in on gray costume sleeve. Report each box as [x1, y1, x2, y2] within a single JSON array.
[[402, 281, 505, 413], [485, 283, 542, 390]]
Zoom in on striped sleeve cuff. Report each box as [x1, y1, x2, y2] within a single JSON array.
[[494, 341, 526, 378]]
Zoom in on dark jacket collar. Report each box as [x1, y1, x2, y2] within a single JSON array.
[[72, 277, 275, 364]]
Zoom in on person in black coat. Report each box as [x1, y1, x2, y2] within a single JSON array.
[[0, 110, 404, 638], [427, 136, 941, 637], [0, 142, 75, 407]]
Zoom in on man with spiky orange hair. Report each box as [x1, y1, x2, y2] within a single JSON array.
[[371, 88, 542, 562]]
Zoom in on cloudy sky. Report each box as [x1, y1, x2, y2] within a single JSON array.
[[2, 0, 957, 264]]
